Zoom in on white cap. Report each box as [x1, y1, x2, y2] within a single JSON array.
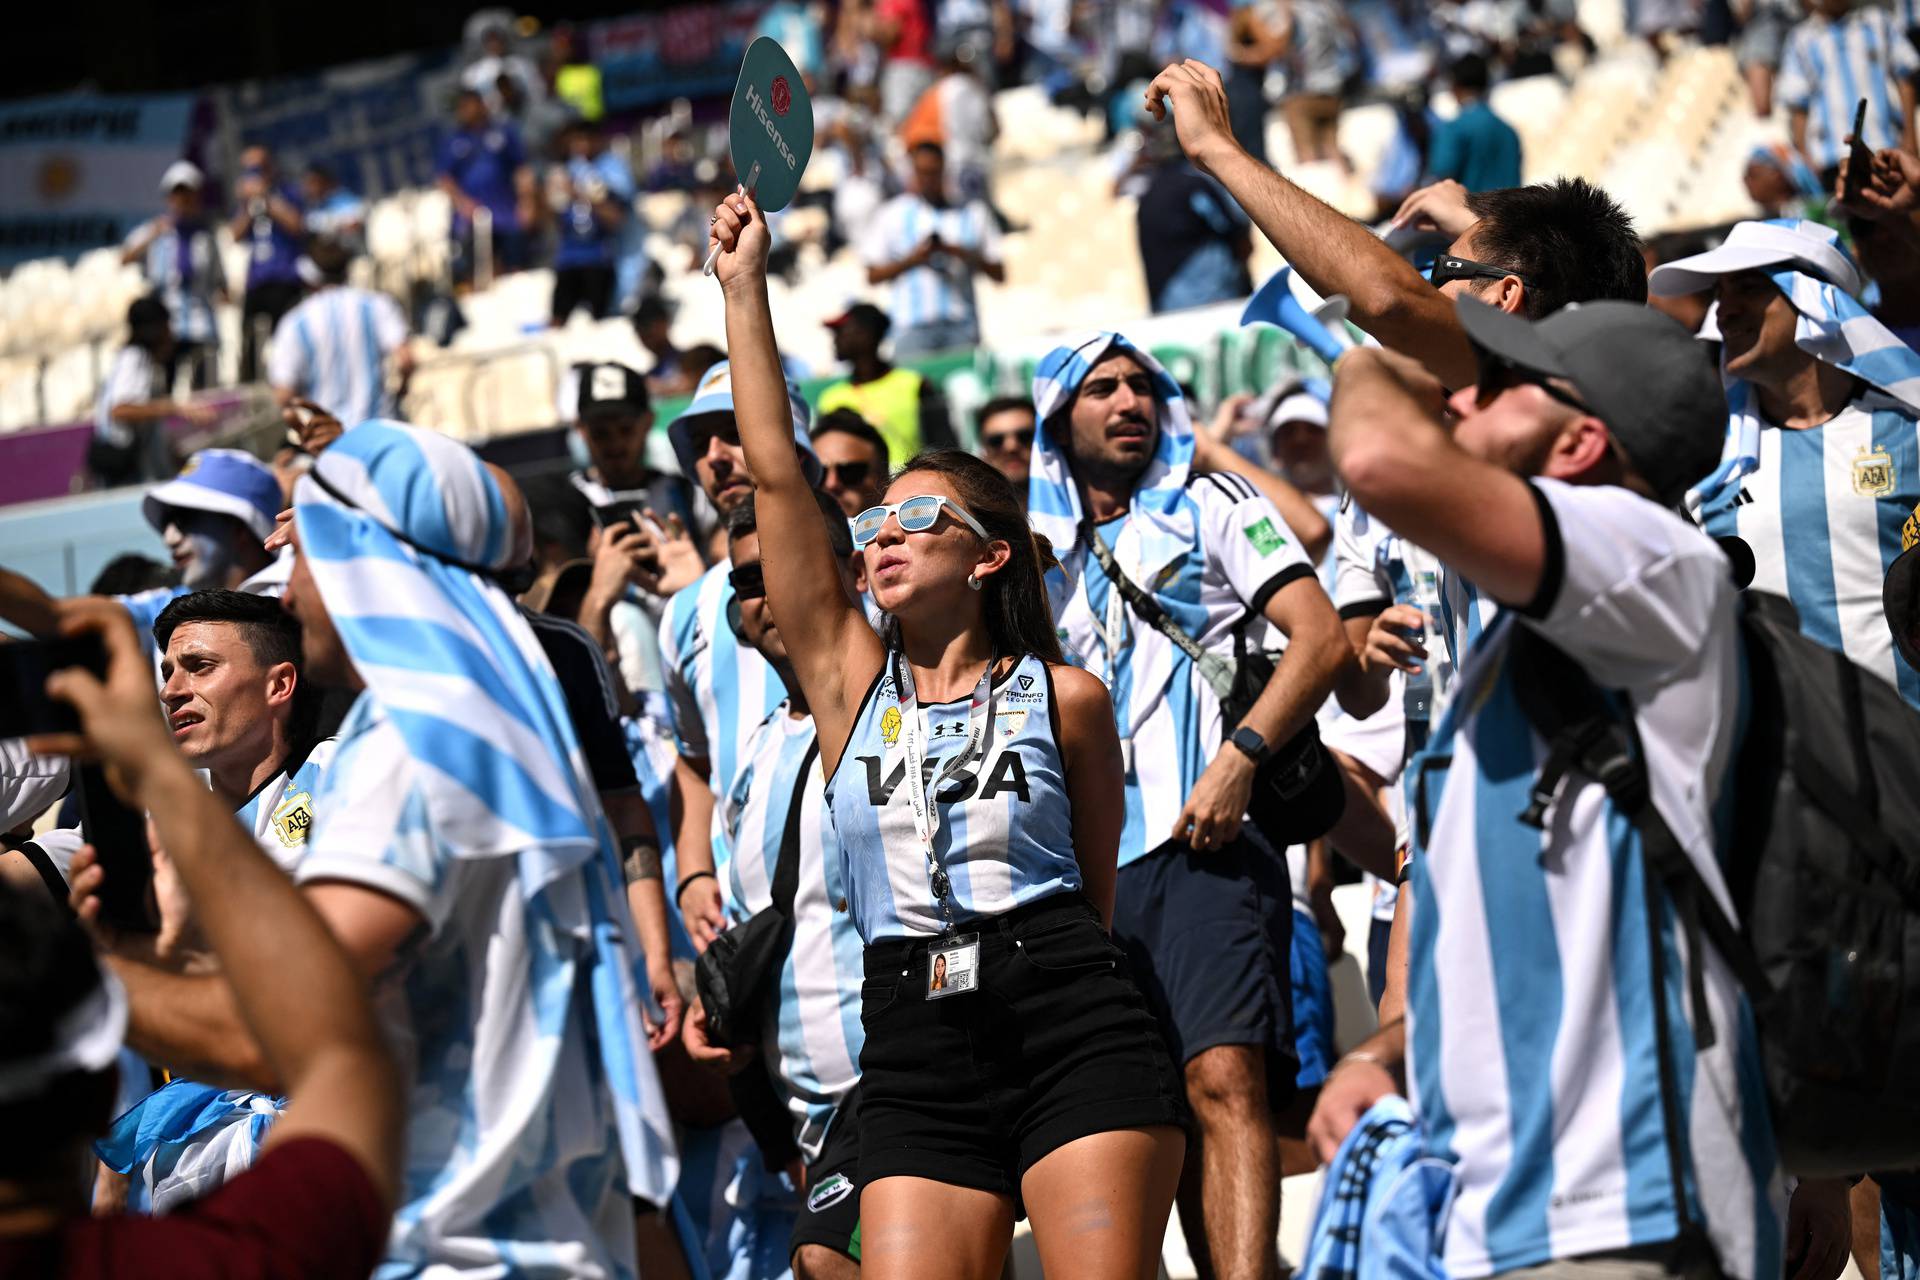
[[159, 160, 203, 193], [1270, 391, 1329, 431], [1649, 219, 1863, 300]]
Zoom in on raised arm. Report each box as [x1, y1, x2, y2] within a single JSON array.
[[1146, 60, 1478, 389], [34, 600, 402, 1210], [1328, 347, 1547, 605], [709, 190, 886, 770]]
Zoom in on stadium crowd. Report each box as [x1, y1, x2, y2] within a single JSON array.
[[7, 1, 1920, 1280]]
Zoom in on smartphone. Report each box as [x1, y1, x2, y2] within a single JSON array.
[[78, 764, 156, 934], [1844, 98, 1872, 207], [589, 498, 650, 531], [0, 635, 106, 738]]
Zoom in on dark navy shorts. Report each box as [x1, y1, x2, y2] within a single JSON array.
[[790, 1086, 862, 1263], [1110, 835, 1299, 1111]]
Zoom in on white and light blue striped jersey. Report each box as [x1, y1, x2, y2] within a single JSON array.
[[658, 560, 788, 791], [296, 695, 642, 1279], [95, 345, 166, 447], [1057, 472, 1315, 866], [126, 219, 224, 347], [1700, 398, 1920, 708], [858, 193, 1002, 335], [716, 706, 864, 1162], [1404, 480, 1783, 1279], [265, 285, 408, 425], [1776, 5, 1920, 172], [235, 737, 338, 871], [824, 652, 1081, 940]]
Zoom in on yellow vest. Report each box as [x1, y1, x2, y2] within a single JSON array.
[[818, 368, 926, 468], [555, 65, 604, 122]]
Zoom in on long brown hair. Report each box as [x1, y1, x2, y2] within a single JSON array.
[[877, 448, 1063, 664]]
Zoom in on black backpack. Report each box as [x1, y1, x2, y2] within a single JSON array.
[[1511, 590, 1920, 1178]]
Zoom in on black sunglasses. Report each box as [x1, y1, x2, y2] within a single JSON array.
[[728, 562, 767, 601], [822, 460, 872, 487], [1474, 351, 1592, 414], [982, 427, 1035, 452], [1429, 254, 1530, 289]]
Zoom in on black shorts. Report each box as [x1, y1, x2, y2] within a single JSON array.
[[791, 1086, 863, 1263], [1110, 835, 1298, 1110], [856, 892, 1187, 1217]]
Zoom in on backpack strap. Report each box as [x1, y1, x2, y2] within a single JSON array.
[[1507, 627, 1769, 1049], [768, 740, 822, 921]]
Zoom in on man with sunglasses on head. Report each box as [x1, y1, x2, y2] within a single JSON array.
[[1144, 61, 1646, 392], [1031, 331, 1352, 1280], [658, 361, 831, 1277], [1309, 298, 1798, 1280], [811, 410, 892, 518], [975, 396, 1035, 501]]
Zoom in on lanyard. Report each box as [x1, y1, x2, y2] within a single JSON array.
[[892, 651, 995, 929]]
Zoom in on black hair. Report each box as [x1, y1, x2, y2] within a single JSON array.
[[633, 295, 673, 326], [1464, 178, 1647, 319], [303, 160, 336, 184], [879, 448, 1063, 663], [128, 293, 170, 339], [89, 553, 175, 596], [728, 487, 855, 559], [682, 344, 727, 382], [0, 882, 119, 1176], [975, 395, 1036, 434], [811, 410, 890, 466], [1449, 53, 1491, 94], [154, 589, 317, 747], [307, 236, 352, 284], [910, 140, 946, 162]]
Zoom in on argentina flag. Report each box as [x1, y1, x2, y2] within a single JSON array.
[[292, 421, 677, 1207]]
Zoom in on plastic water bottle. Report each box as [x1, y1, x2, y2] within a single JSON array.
[[1401, 567, 1442, 738]]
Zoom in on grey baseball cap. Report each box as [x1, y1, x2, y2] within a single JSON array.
[[1455, 298, 1727, 507]]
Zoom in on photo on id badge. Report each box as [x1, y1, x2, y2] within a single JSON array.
[[928, 934, 979, 999]]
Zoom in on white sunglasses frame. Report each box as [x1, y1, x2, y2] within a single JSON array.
[[849, 494, 990, 548]]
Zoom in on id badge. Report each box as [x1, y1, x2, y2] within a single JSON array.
[[926, 932, 980, 1000]]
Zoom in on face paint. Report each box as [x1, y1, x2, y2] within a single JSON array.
[[168, 510, 239, 589]]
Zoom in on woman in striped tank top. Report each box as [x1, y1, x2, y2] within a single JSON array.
[[710, 191, 1185, 1279]]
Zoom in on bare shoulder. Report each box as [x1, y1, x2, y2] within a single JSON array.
[[1046, 663, 1115, 723]]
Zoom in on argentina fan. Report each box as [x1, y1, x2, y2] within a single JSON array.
[[5, 1, 1920, 1278]]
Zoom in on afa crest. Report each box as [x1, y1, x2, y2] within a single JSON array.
[[880, 705, 902, 746], [1854, 445, 1896, 498], [271, 791, 314, 848]]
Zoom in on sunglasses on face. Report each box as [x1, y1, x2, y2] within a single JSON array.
[[982, 427, 1035, 453], [1473, 351, 1593, 414], [1429, 254, 1531, 289], [850, 494, 990, 549], [822, 460, 873, 487], [728, 561, 767, 601]]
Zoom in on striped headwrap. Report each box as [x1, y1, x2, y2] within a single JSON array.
[[291, 420, 676, 1201], [1028, 331, 1198, 734], [1654, 219, 1920, 508]]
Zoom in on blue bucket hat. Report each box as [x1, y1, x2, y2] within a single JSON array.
[[666, 359, 821, 484], [142, 448, 282, 544]]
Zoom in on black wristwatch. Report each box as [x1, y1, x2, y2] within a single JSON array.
[[1228, 725, 1270, 764]]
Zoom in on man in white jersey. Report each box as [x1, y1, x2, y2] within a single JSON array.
[[267, 237, 413, 425], [0, 449, 289, 831], [1652, 218, 1920, 708], [861, 141, 1004, 357], [658, 362, 825, 1278], [1308, 298, 1811, 1280], [82, 588, 339, 1210], [1029, 330, 1352, 1279], [73, 422, 677, 1276], [684, 491, 868, 1280]]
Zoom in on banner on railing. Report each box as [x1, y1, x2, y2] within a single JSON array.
[[0, 93, 194, 266], [588, 1, 765, 114]]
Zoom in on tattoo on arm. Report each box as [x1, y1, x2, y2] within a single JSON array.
[[622, 835, 663, 884]]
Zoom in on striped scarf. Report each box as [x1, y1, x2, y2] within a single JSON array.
[[292, 420, 676, 1202], [1694, 222, 1920, 510]]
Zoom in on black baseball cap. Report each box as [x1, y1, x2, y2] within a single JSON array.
[[570, 362, 650, 420], [1455, 298, 1727, 507]]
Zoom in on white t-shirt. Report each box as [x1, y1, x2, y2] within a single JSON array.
[[1405, 480, 1784, 1279]]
